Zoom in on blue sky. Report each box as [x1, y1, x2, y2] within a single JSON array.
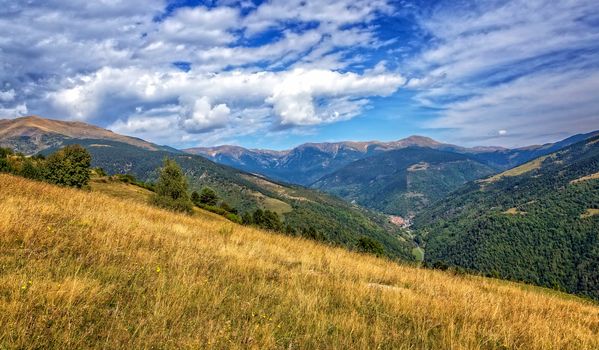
[[1, 0, 598, 149]]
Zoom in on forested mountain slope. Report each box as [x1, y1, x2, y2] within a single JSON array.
[[312, 147, 496, 216], [414, 135, 599, 299]]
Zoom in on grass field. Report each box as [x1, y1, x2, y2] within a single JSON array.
[[482, 156, 549, 183], [1, 174, 598, 349]]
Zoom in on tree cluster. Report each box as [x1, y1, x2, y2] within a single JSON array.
[[0, 145, 91, 188]]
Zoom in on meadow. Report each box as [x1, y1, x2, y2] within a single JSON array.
[[1, 173, 598, 349]]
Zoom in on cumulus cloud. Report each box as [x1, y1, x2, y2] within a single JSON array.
[[48, 66, 404, 139], [179, 97, 231, 133]]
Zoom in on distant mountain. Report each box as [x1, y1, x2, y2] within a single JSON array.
[[185, 136, 460, 185], [185, 132, 599, 187], [312, 147, 496, 217], [0, 115, 175, 154], [414, 135, 599, 299], [0, 116, 414, 259], [469, 130, 599, 169]]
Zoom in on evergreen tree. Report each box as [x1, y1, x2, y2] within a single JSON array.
[[151, 158, 193, 213]]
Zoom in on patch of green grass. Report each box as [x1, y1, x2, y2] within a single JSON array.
[[411, 247, 424, 262]]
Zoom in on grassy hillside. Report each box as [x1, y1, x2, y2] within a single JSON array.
[[415, 135, 599, 299], [40, 138, 413, 259], [1, 174, 598, 349], [312, 147, 496, 216]]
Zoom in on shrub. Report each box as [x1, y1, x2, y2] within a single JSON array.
[[199, 187, 218, 206], [191, 191, 200, 205], [219, 201, 237, 214], [93, 167, 107, 177], [251, 209, 283, 231], [20, 159, 42, 180]]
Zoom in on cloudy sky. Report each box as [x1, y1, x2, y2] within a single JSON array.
[[1, 0, 598, 149]]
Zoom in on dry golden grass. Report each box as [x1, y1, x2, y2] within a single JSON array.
[[580, 208, 599, 219], [571, 171, 599, 184], [502, 208, 527, 215], [481, 156, 549, 183], [1, 174, 598, 349]]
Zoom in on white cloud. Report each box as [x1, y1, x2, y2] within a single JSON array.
[[0, 103, 28, 117], [153, 6, 239, 46], [0, 89, 15, 102], [0, 0, 401, 147], [48, 66, 404, 142], [179, 96, 231, 133], [407, 0, 599, 146]]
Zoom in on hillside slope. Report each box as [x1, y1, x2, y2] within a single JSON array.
[[414, 135, 599, 299], [1, 174, 598, 349], [0, 116, 412, 259], [43, 138, 411, 258], [312, 147, 496, 216]]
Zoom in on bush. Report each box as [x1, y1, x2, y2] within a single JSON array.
[[301, 226, 325, 241], [0, 157, 11, 173], [0, 147, 13, 158], [356, 236, 385, 257], [199, 187, 218, 206], [42, 145, 91, 188], [20, 159, 42, 180], [151, 158, 193, 214], [191, 191, 200, 205], [94, 167, 107, 177]]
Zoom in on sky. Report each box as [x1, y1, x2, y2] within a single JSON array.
[[0, 0, 598, 150]]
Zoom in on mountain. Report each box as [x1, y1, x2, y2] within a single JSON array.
[[414, 135, 599, 300], [469, 130, 599, 169], [185, 132, 599, 188], [4, 173, 598, 349], [0, 115, 175, 153], [185, 136, 460, 185], [312, 147, 496, 217], [0, 116, 414, 259]]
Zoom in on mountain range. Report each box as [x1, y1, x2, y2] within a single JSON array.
[[186, 130, 599, 217]]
